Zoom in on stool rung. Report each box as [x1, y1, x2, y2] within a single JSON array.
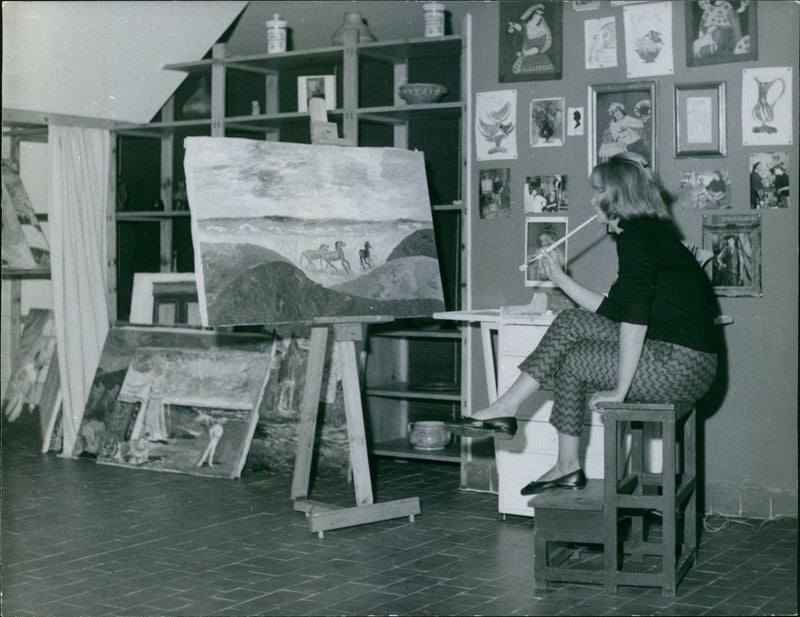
[[544, 567, 606, 585], [612, 494, 663, 509], [676, 477, 697, 504]]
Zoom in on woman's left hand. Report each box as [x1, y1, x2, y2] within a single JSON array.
[[588, 390, 626, 413]]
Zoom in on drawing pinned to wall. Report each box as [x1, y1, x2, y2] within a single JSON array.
[[741, 67, 792, 146], [530, 97, 564, 148], [749, 152, 790, 209], [524, 175, 567, 213], [686, 0, 757, 67], [499, 1, 563, 82], [585, 16, 617, 69], [183, 138, 444, 326], [678, 169, 731, 210], [573, 1, 599, 11], [525, 216, 568, 287], [702, 214, 761, 297], [567, 107, 585, 137], [479, 168, 512, 219], [1, 161, 50, 272], [476, 90, 518, 161], [622, 1, 673, 78]]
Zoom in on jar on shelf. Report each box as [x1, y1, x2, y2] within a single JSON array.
[[423, 3, 446, 38], [265, 14, 287, 54], [331, 11, 376, 45]]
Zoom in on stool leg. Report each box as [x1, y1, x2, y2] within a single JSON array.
[[662, 413, 677, 597], [684, 407, 698, 564], [603, 414, 619, 594], [534, 534, 548, 591], [630, 421, 645, 562]]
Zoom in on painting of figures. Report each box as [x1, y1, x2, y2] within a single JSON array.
[[2, 160, 50, 272], [74, 327, 270, 478], [183, 138, 445, 326]]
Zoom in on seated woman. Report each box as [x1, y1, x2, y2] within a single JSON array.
[[449, 152, 719, 495]]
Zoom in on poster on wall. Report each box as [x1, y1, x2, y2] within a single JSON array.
[[499, 1, 563, 82], [741, 67, 792, 147], [183, 138, 445, 326], [530, 98, 564, 148], [622, 1, 674, 78], [749, 152, 790, 209], [678, 169, 731, 210], [588, 81, 656, 172], [479, 168, 512, 219], [702, 213, 762, 297], [524, 175, 568, 213], [476, 90, 518, 161], [686, 0, 758, 67], [524, 216, 568, 287], [584, 16, 618, 70]]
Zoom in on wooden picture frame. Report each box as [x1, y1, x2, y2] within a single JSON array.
[[588, 81, 656, 173], [499, 1, 563, 82], [674, 82, 726, 157], [702, 213, 762, 297], [524, 216, 568, 287], [298, 75, 336, 112], [686, 0, 758, 67]]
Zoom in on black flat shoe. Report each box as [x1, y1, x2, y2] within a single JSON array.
[[446, 416, 517, 440], [520, 468, 587, 496]]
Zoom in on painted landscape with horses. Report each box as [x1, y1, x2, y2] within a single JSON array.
[[184, 138, 445, 326]]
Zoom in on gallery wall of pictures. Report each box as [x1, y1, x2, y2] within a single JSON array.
[[469, 0, 795, 308]]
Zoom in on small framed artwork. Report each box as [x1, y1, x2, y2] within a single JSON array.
[[674, 82, 726, 157], [742, 67, 792, 147], [524, 216, 568, 287], [702, 213, 762, 297], [524, 175, 568, 213], [588, 81, 656, 172], [479, 168, 512, 219], [567, 107, 585, 136], [686, 0, 757, 67], [298, 75, 336, 112], [530, 98, 564, 147], [749, 152, 790, 209], [499, 1, 563, 82], [678, 169, 731, 210]]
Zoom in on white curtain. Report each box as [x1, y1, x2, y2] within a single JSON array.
[[48, 125, 111, 456]]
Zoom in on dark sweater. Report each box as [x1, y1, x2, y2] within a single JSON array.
[[596, 218, 717, 354]]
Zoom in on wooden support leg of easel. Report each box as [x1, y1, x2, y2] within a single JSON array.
[[291, 321, 420, 537]]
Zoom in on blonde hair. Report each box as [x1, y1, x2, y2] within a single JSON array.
[[591, 152, 671, 221]]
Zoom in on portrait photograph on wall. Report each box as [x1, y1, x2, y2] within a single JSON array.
[[741, 66, 792, 147], [622, 1, 674, 78], [678, 169, 731, 210], [749, 152, 790, 209], [479, 168, 512, 219], [588, 81, 656, 172], [529, 97, 564, 147], [524, 175, 567, 213], [702, 213, 762, 297], [476, 89, 518, 161], [674, 82, 727, 157], [524, 216, 568, 287], [686, 0, 758, 67], [499, 1, 563, 82]]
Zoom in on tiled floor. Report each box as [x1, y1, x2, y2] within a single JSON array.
[[1, 441, 797, 617]]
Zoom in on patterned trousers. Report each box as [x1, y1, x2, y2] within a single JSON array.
[[518, 309, 718, 436]]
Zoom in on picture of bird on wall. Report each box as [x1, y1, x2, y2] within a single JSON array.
[[476, 89, 518, 161]]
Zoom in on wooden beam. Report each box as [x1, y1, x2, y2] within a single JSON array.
[[2, 107, 120, 130]]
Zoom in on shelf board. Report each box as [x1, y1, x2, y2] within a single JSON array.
[[370, 327, 461, 339], [371, 438, 460, 463], [116, 211, 191, 220], [358, 102, 462, 123], [367, 383, 460, 401], [358, 35, 463, 61]]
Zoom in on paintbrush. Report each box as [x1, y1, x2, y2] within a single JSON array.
[[518, 214, 598, 271]]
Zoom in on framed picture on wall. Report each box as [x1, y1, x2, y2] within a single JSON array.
[[686, 0, 758, 67], [588, 81, 656, 173], [499, 1, 563, 82], [702, 213, 762, 297], [524, 216, 568, 287], [297, 75, 336, 112], [530, 98, 564, 147], [674, 82, 727, 157]]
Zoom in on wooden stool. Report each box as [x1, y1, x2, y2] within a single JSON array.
[[532, 480, 605, 590], [599, 401, 698, 597]]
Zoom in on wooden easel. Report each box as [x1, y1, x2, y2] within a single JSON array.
[[291, 316, 420, 537]]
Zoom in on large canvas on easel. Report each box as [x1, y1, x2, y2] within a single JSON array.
[[74, 327, 271, 479], [2, 160, 50, 272], [183, 138, 445, 326]]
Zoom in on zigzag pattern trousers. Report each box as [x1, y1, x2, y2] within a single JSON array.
[[518, 309, 717, 436]]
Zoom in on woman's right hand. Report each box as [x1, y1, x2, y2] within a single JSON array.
[[539, 249, 565, 283]]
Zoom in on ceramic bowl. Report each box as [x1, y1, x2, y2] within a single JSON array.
[[398, 83, 448, 105], [407, 420, 451, 450]]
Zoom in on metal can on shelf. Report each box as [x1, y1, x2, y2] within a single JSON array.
[[265, 14, 287, 54], [423, 2, 445, 38]]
